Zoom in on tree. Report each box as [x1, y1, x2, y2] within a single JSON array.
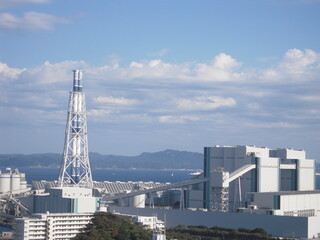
[[73, 212, 151, 240]]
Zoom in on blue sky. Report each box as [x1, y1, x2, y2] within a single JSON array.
[[0, 0, 319, 160]]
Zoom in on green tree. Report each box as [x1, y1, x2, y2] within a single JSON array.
[[73, 212, 151, 240]]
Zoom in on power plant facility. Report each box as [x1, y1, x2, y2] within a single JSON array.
[[1, 70, 320, 239], [0, 169, 27, 194]]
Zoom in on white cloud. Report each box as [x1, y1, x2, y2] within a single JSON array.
[[124, 59, 190, 80], [0, 0, 50, 10], [93, 96, 139, 106], [260, 49, 319, 82], [0, 62, 25, 80], [0, 48, 319, 137], [280, 48, 318, 73], [0, 12, 69, 31], [194, 53, 242, 81], [87, 109, 113, 117], [88, 53, 242, 83], [244, 121, 299, 129], [22, 60, 86, 85], [175, 96, 236, 111], [158, 115, 200, 124], [241, 90, 271, 98], [1, 48, 320, 157], [298, 95, 320, 102]]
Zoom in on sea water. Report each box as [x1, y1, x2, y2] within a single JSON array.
[[19, 167, 320, 189], [20, 168, 195, 184]]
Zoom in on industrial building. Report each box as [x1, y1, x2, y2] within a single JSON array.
[[239, 190, 320, 216], [186, 145, 316, 212], [108, 205, 320, 239], [33, 187, 98, 214], [0, 169, 27, 194], [103, 145, 320, 239]]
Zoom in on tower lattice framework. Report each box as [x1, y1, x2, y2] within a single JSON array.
[[58, 70, 93, 188]]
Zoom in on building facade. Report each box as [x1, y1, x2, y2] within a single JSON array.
[[239, 190, 320, 217], [197, 145, 315, 211], [15, 213, 92, 240], [33, 187, 98, 214]]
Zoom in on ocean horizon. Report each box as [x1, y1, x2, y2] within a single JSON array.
[[16, 167, 320, 189], [20, 167, 195, 184]]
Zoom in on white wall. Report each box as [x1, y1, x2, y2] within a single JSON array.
[[297, 159, 315, 191], [108, 206, 314, 239], [280, 193, 320, 212], [257, 157, 279, 192], [33, 188, 97, 214]]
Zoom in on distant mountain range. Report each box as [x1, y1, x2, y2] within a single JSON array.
[[0, 150, 203, 170]]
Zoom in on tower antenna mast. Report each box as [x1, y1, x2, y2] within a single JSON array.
[[58, 70, 93, 188]]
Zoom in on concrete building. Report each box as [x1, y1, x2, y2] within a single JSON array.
[[106, 145, 319, 239], [109, 205, 320, 239], [112, 212, 166, 232], [32, 187, 98, 214], [15, 212, 92, 240], [112, 212, 167, 240], [186, 145, 315, 212], [239, 190, 320, 217]]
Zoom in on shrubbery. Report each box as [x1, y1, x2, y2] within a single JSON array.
[[166, 225, 287, 240]]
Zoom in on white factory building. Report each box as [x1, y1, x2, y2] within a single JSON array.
[[0, 168, 27, 194], [186, 145, 316, 212], [32, 187, 98, 214], [239, 190, 320, 216], [108, 145, 320, 239]]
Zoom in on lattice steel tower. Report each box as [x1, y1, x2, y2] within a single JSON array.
[[58, 70, 93, 188]]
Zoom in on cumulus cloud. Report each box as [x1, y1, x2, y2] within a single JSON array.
[[1, 48, 320, 156], [194, 53, 242, 81], [0, 48, 319, 139], [260, 49, 319, 82], [0, 12, 69, 31], [124, 59, 190, 80], [0, 62, 25, 80], [280, 48, 318, 73], [21, 60, 86, 85], [87, 53, 243, 84]]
